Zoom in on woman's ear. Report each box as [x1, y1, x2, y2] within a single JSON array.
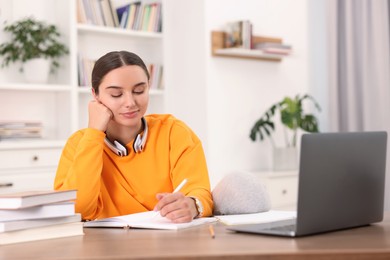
[[91, 88, 98, 101]]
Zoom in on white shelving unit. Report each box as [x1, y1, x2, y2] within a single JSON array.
[[244, 170, 298, 210], [0, 0, 166, 192]]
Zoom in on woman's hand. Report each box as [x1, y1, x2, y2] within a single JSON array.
[[88, 100, 113, 132], [154, 192, 198, 223]]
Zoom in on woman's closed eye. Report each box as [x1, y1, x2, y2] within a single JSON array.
[[133, 86, 146, 94], [111, 93, 123, 98]]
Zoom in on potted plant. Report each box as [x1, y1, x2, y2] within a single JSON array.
[[0, 17, 69, 83], [250, 94, 321, 170]]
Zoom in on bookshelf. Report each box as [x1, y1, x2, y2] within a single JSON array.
[[0, 0, 166, 192], [211, 31, 285, 62]]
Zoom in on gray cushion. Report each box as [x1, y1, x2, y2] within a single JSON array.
[[212, 172, 271, 215]]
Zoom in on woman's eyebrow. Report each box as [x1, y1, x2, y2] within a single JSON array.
[[134, 82, 147, 87], [105, 85, 122, 90], [105, 82, 147, 89]]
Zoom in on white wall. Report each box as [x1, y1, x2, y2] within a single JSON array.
[[164, 0, 209, 150], [204, 0, 310, 187], [164, 0, 311, 187]]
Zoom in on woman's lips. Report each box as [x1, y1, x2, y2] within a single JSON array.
[[121, 111, 138, 118]]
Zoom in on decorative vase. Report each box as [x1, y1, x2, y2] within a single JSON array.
[[272, 147, 298, 171], [23, 58, 50, 83]]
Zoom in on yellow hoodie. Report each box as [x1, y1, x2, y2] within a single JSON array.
[[54, 114, 213, 220]]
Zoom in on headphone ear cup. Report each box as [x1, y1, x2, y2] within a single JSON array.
[[104, 137, 128, 156], [133, 134, 142, 153]]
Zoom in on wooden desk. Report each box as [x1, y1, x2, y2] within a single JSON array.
[[1, 213, 390, 260]]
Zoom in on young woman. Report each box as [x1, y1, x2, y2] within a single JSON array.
[[54, 51, 213, 223]]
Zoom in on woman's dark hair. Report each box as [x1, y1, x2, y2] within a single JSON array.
[[91, 51, 150, 94]]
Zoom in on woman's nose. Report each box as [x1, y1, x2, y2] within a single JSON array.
[[123, 93, 136, 107]]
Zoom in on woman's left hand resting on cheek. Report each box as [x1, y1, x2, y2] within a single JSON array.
[[154, 192, 198, 223]]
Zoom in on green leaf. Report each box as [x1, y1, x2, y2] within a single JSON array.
[[250, 93, 322, 146], [0, 17, 69, 72], [300, 114, 319, 133]]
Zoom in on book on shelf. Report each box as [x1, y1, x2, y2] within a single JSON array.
[[0, 121, 42, 128], [108, 0, 120, 27], [99, 0, 116, 27], [0, 202, 76, 222], [141, 3, 151, 31], [78, 0, 162, 32], [147, 63, 164, 90], [99, 0, 119, 27], [92, 0, 106, 26], [254, 42, 292, 49], [0, 190, 77, 209], [84, 211, 217, 230], [0, 128, 42, 139], [116, 3, 130, 28], [0, 213, 81, 233], [253, 42, 293, 55], [0, 121, 43, 140], [77, 0, 88, 24], [224, 20, 252, 49], [214, 210, 297, 226], [77, 53, 95, 87], [125, 1, 141, 30], [262, 48, 292, 55], [0, 221, 84, 245]]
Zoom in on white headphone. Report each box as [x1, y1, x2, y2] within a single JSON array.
[[104, 117, 148, 156]]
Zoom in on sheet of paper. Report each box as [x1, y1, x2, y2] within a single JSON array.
[[84, 211, 217, 230], [215, 210, 297, 225]]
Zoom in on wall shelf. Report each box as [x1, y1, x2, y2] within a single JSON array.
[[211, 31, 284, 62]]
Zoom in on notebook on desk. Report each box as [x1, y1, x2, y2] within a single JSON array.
[[84, 211, 217, 230], [228, 131, 387, 237]]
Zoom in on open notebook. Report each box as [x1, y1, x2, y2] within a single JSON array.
[[83, 211, 217, 230]]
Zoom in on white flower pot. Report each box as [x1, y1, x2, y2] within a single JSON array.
[[23, 58, 50, 83], [272, 147, 298, 171]]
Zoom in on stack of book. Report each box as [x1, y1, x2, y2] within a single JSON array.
[[253, 42, 292, 55], [0, 121, 43, 140], [0, 190, 83, 245]]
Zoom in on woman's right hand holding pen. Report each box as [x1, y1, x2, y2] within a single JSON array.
[[154, 192, 198, 223], [153, 179, 198, 223], [88, 99, 113, 132]]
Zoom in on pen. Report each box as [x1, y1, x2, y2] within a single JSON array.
[[209, 224, 215, 239], [172, 178, 188, 193]]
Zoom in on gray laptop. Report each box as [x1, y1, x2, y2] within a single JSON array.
[[228, 131, 387, 237]]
